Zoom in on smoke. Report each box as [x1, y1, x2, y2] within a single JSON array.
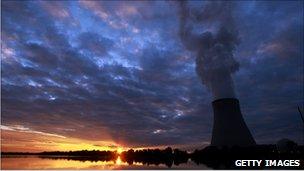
[[178, 1, 240, 100]]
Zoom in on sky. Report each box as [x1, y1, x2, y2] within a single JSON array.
[[1, 1, 303, 152]]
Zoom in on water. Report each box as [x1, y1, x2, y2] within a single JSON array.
[[1, 155, 210, 170]]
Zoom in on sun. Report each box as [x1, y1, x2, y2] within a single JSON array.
[[117, 147, 123, 154]]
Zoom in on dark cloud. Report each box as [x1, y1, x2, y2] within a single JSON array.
[[1, 0, 303, 148], [23, 43, 58, 68], [234, 5, 303, 144], [258, 23, 303, 59], [78, 32, 113, 57]]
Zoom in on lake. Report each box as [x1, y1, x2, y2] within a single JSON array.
[[1, 155, 211, 170]]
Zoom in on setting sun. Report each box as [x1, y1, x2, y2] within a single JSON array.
[[117, 147, 124, 154]]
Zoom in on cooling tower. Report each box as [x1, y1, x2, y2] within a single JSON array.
[[211, 98, 256, 146]]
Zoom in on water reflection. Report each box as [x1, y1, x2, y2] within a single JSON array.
[[115, 156, 123, 165], [1, 155, 209, 170], [2, 155, 122, 170]]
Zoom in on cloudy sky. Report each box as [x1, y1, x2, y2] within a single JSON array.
[[1, 1, 303, 152]]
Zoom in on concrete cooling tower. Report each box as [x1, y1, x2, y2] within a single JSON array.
[[211, 98, 256, 146]]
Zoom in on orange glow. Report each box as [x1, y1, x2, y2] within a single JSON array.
[[0, 125, 182, 153], [1, 129, 123, 152], [117, 147, 124, 154], [0, 125, 175, 153]]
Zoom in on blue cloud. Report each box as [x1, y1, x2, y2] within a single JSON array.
[[1, 0, 303, 147]]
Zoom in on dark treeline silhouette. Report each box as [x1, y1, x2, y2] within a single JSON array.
[[2, 144, 304, 169], [2, 150, 117, 162], [38, 155, 115, 162], [40, 150, 117, 161], [40, 150, 115, 157], [120, 147, 189, 167]]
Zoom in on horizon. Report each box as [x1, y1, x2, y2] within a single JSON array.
[[0, 142, 208, 153], [1, 0, 303, 154]]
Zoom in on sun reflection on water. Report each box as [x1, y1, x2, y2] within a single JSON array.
[[1, 155, 142, 170], [1, 155, 208, 170], [115, 156, 123, 165]]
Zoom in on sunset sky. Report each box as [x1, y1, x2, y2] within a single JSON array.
[[1, 1, 303, 152]]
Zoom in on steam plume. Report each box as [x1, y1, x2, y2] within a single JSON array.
[[178, 1, 240, 100]]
